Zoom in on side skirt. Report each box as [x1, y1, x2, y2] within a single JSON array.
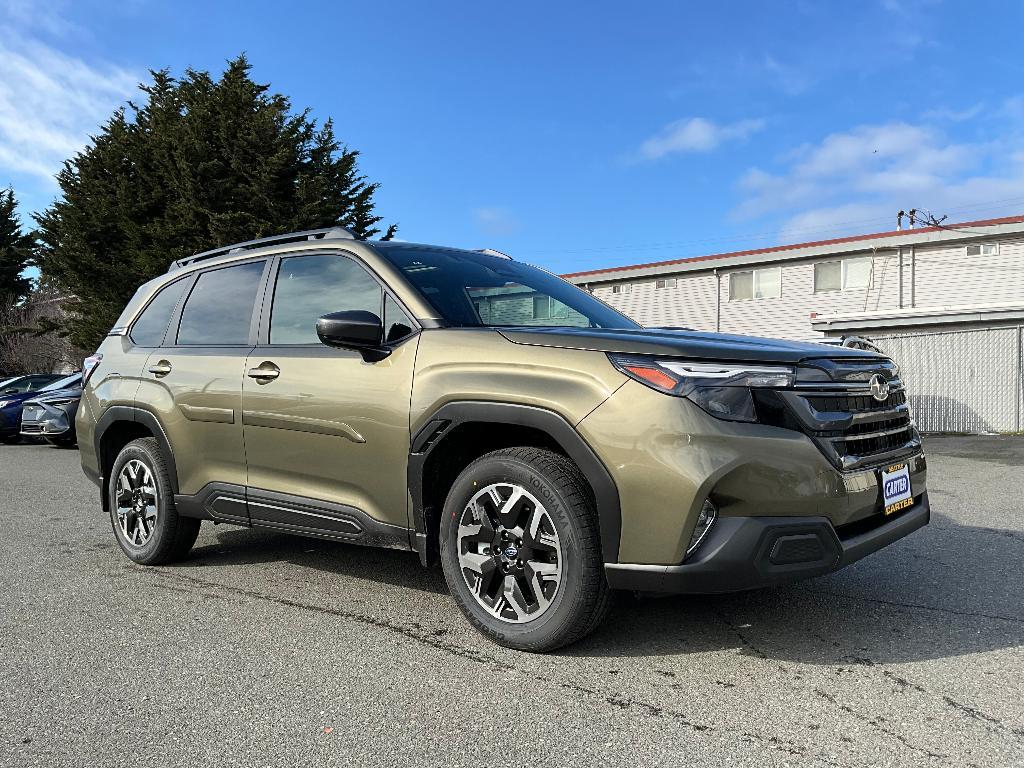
[[174, 483, 412, 552]]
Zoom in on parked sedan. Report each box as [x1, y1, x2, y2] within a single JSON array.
[[0, 373, 63, 395], [20, 385, 83, 447], [0, 373, 81, 444]]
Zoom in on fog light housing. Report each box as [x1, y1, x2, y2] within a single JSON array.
[[685, 499, 718, 559]]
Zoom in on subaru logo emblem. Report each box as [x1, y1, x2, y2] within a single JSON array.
[[869, 373, 890, 402], [503, 546, 519, 559]]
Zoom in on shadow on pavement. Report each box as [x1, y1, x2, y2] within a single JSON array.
[[158, 434, 1023, 665], [163, 510, 1024, 666], [175, 526, 449, 596]]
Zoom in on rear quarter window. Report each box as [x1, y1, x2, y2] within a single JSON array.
[[130, 279, 189, 347]]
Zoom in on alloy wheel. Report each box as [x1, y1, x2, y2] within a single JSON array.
[[457, 483, 563, 624], [115, 459, 158, 547]]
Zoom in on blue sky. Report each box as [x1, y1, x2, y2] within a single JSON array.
[[2, 0, 1023, 274]]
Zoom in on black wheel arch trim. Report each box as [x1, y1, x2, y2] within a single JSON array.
[[94, 405, 180, 509], [408, 400, 622, 565]]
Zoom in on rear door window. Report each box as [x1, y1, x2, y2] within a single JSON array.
[[176, 261, 265, 346]]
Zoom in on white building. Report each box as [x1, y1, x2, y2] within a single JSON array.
[[564, 213, 1024, 341], [563, 214, 1024, 434]]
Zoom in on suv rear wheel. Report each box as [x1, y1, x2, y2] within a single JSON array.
[[439, 447, 611, 652], [108, 437, 200, 564]]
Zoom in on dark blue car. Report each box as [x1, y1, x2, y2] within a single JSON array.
[[0, 373, 81, 444]]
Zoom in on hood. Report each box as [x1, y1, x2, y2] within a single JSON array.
[[0, 389, 46, 407], [497, 326, 886, 365], [28, 387, 82, 404]]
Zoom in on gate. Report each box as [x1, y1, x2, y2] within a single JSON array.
[[870, 326, 1024, 434]]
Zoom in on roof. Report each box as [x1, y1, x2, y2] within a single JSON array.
[[563, 213, 1024, 283], [810, 300, 1024, 333]]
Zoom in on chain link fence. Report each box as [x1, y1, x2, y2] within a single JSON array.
[[871, 327, 1024, 434]]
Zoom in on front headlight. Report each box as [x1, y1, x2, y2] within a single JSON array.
[[608, 354, 795, 422]]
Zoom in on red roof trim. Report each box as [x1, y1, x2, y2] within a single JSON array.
[[561, 213, 1024, 279]]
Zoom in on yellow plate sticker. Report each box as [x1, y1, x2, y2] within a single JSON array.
[[881, 463, 913, 515]]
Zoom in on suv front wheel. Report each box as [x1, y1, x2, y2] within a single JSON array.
[[439, 447, 612, 652], [108, 437, 200, 565]]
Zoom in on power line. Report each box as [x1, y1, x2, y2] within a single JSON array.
[[516, 194, 1024, 260]]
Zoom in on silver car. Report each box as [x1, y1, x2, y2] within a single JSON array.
[[20, 378, 82, 447]]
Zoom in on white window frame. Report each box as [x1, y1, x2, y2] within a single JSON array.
[[655, 278, 677, 289], [611, 283, 632, 295], [729, 267, 781, 301], [966, 243, 998, 257], [814, 257, 872, 293]]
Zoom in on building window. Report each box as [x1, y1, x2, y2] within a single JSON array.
[[532, 296, 550, 319], [966, 243, 998, 257], [611, 283, 631, 294], [814, 257, 872, 293], [655, 278, 677, 289], [729, 267, 781, 301]]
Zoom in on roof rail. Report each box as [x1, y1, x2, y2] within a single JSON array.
[[169, 226, 357, 272], [476, 248, 513, 260]]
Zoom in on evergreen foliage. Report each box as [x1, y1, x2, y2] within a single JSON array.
[[36, 55, 396, 349]]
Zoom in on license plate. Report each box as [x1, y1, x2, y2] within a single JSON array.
[[881, 463, 913, 515]]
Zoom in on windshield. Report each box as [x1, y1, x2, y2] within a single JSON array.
[[41, 373, 82, 392], [373, 245, 640, 329]]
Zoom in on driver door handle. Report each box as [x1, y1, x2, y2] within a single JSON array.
[[148, 360, 172, 377], [247, 362, 280, 383]]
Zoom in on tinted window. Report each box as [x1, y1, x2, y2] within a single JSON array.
[[271, 255, 382, 344], [41, 373, 81, 391], [176, 261, 265, 345], [383, 294, 414, 343], [131, 279, 188, 346], [372, 244, 639, 330]]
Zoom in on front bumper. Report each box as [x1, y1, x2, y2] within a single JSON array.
[[0, 408, 19, 437], [605, 492, 930, 594], [20, 402, 74, 437]]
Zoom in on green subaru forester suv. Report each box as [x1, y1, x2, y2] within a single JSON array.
[[77, 227, 929, 651]]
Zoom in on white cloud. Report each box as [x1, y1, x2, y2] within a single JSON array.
[[0, 30, 138, 184], [762, 55, 811, 97], [0, 0, 79, 37], [474, 206, 520, 236], [638, 117, 765, 160], [731, 111, 1024, 242]]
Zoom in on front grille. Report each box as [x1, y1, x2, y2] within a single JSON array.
[[21, 424, 44, 434], [836, 421, 915, 457], [805, 389, 906, 413], [766, 360, 920, 471]]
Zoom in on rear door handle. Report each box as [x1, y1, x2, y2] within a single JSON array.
[[148, 360, 172, 377], [247, 362, 280, 383]]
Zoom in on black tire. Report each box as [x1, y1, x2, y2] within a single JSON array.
[[108, 437, 200, 565], [439, 447, 612, 652], [1, 434, 22, 445]]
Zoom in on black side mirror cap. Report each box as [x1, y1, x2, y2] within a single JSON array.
[[316, 310, 391, 362]]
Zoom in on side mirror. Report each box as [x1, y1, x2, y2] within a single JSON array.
[[316, 311, 391, 362]]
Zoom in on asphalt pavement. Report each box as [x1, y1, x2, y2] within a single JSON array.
[[1, 436, 1022, 767]]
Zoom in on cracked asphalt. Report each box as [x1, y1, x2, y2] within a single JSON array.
[[1, 436, 1022, 767]]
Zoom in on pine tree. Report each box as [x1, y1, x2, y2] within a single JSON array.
[[0, 188, 33, 305], [36, 55, 397, 349]]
